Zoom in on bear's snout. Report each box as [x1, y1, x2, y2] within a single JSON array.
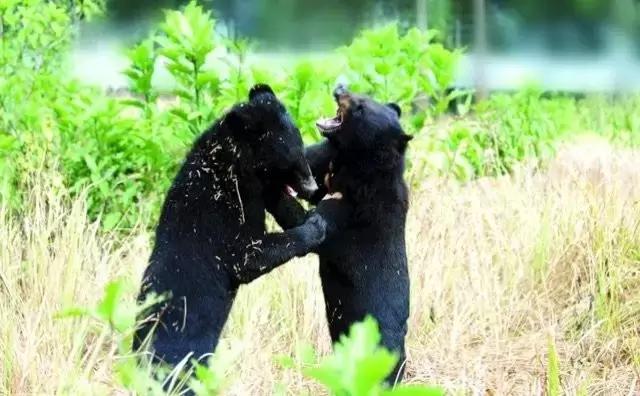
[[297, 174, 319, 199]]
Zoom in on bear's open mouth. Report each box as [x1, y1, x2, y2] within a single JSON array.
[[316, 107, 344, 136]]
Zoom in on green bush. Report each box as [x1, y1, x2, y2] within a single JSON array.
[[300, 317, 444, 396], [410, 88, 640, 183], [1, 0, 462, 228], [4, 0, 640, 229], [475, 88, 577, 173], [0, 0, 76, 206], [341, 23, 465, 131]]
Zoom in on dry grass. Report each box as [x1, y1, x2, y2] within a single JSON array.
[[1, 137, 640, 395]]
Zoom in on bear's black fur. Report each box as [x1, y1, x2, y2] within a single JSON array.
[[133, 84, 326, 367], [307, 85, 413, 385]]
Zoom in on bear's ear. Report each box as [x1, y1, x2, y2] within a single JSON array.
[[249, 84, 276, 102], [386, 102, 401, 117], [397, 133, 413, 153]]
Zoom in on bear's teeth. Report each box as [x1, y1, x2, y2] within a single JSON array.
[[316, 119, 341, 133]]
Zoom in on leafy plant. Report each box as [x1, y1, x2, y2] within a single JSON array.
[[123, 36, 159, 115], [280, 59, 341, 142], [157, 1, 220, 134], [215, 37, 253, 110], [474, 87, 577, 173], [60, 282, 446, 396], [283, 316, 445, 396], [6, 0, 640, 232], [341, 23, 464, 132], [0, 0, 75, 205]]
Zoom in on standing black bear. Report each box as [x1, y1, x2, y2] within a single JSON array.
[[134, 84, 327, 366], [307, 85, 413, 385]]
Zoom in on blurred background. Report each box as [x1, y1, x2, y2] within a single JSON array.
[[76, 0, 640, 92]]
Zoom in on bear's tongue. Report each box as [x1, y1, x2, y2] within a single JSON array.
[[316, 116, 341, 132], [285, 185, 298, 198]]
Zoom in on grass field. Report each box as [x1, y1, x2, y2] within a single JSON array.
[[1, 137, 639, 395]]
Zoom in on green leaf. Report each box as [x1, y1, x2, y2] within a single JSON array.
[[301, 316, 417, 395], [170, 108, 190, 122], [353, 350, 398, 394], [103, 212, 121, 231], [303, 366, 344, 392], [196, 70, 220, 88], [95, 280, 135, 333], [0, 135, 18, 152]]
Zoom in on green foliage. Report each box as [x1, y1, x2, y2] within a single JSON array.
[[57, 279, 141, 336], [157, 1, 220, 133], [341, 23, 463, 130], [547, 335, 561, 396], [53, 85, 184, 229], [410, 121, 487, 182], [1, 0, 465, 227], [217, 37, 253, 108], [0, 0, 176, 229], [123, 37, 158, 113], [577, 95, 640, 145], [188, 347, 237, 396], [0, 0, 71, 74], [0, 0, 75, 206], [408, 87, 640, 183], [4, 0, 640, 232], [475, 88, 575, 173], [279, 59, 341, 142], [291, 316, 445, 396]]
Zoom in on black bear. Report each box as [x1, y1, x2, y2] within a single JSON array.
[[134, 84, 327, 367], [307, 85, 413, 385]]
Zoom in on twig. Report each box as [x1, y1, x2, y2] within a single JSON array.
[[233, 174, 245, 224]]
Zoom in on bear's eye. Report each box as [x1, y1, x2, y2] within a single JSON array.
[[354, 104, 364, 115]]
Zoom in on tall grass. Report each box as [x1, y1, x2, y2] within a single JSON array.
[[1, 137, 639, 395]]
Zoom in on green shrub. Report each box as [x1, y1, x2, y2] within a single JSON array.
[[0, 0, 76, 206], [577, 95, 640, 146], [475, 88, 577, 173], [409, 88, 624, 182], [5, 0, 640, 230], [341, 23, 464, 132], [110, 2, 464, 226], [302, 317, 445, 396], [156, 1, 221, 134]]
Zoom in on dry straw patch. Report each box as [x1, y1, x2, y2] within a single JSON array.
[[1, 137, 639, 395]]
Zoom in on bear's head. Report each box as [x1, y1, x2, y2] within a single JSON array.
[[226, 84, 317, 200], [315, 85, 412, 170]]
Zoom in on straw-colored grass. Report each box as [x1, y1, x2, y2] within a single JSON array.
[[1, 137, 639, 395]]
